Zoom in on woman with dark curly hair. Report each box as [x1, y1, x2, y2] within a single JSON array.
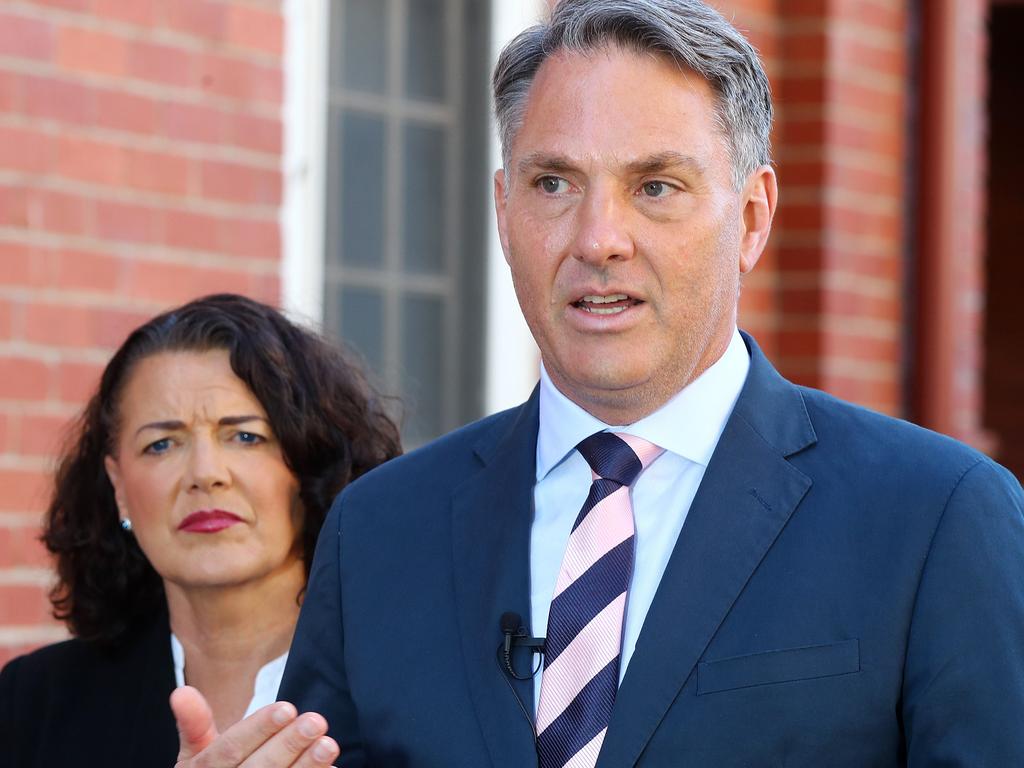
[[0, 293, 401, 767]]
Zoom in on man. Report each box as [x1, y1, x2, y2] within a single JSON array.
[[173, 0, 1024, 765]]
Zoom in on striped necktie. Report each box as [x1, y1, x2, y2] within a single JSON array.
[[536, 431, 664, 768]]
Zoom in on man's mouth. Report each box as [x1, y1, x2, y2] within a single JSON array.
[[571, 294, 642, 315]]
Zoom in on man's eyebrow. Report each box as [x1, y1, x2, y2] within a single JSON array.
[[134, 415, 266, 437], [516, 153, 578, 175], [625, 151, 707, 176], [515, 151, 707, 176]]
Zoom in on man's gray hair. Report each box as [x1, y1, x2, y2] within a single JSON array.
[[493, 0, 773, 191]]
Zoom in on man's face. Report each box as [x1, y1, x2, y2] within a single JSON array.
[[495, 46, 775, 424]]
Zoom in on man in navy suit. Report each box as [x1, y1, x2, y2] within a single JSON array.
[[173, 1, 1024, 765]]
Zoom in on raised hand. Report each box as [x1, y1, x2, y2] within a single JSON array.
[[171, 686, 340, 767]]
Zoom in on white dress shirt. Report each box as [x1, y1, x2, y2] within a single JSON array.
[[170, 633, 288, 719], [530, 328, 750, 711]]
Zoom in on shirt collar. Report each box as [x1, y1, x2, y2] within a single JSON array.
[[536, 327, 750, 480]]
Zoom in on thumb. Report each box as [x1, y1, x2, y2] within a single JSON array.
[[171, 685, 219, 759]]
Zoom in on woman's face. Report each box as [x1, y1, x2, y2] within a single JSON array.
[[104, 349, 304, 593]]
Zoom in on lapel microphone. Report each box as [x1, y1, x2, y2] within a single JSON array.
[[498, 611, 545, 680]]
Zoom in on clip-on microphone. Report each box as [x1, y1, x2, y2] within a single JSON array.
[[498, 611, 545, 680]]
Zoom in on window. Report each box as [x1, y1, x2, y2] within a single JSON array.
[[324, 0, 490, 446]]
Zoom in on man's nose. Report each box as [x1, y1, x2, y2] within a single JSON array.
[[570, 186, 636, 265], [184, 438, 230, 492]]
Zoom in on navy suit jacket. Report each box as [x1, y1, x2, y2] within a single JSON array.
[[279, 335, 1024, 766]]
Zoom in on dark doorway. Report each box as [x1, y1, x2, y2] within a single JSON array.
[[983, 4, 1024, 480]]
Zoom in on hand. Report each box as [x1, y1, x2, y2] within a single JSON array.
[[171, 686, 340, 767]]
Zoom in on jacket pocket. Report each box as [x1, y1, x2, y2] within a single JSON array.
[[697, 638, 860, 695]]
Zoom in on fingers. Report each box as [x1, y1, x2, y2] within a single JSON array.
[[246, 712, 339, 768], [171, 696, 337, 768], [171, 685, 220, 759]]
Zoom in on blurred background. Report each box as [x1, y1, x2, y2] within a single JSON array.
[[0, 0, 1020, 662]]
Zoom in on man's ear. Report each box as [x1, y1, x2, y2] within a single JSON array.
[[104, 454, 128, 521], [494, 168, 512, 264], [738, 164, 777, 274]]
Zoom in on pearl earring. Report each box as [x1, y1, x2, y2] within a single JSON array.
[[120, 518, 133, 532]]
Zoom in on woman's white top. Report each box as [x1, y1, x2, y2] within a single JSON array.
[[170, 633, 289, 719]]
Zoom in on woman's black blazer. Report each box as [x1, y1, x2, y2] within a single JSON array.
[[0, 611, 178, 767]]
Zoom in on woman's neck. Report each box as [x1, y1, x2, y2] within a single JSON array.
[[164, 559, 305, 732]]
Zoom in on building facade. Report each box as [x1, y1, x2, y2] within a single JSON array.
[[0, 0, 1020, 664]]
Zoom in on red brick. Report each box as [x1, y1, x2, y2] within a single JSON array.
[[57, 360, 103, 404], [53, 249, 123, 294], [21, 74, 94, 125], [200, 159, 281, 205], [0, 185, 30, 229], [0, 584, 53, 624], [20, 413, 73, 458], [23, 302, 96, 348], [0, 125, 53, 175], [31, 0, 90, 10], [94, 199, 161, 243], [128, 40, 193, 88], [126, 260, 253, 304], [219, 215, 280, 261], [55, 136, 124, 187], [0, 70, 19, 112], [0, 243, 34, 287], [247, 272, 281, 304], [93, 0, 158, 27], [95, 89, 157, 135], [158, 100, 227, 145], [56, 26, 129, 77], [228, 113, 282, 155], [0, 524, 51, 570], [164, 208, 222, 252], [162, 0, 228, 41], [94, 308, 153, 349], [124, 148, 190, 196], [0, 468, 50, 511], [195, 53, 283, 103], [0, 411, 11, 451], [0, 301, 11, 341], [36, 189, 91, 235], [225, 4, 284, 56], [0, 12, 55, 61]]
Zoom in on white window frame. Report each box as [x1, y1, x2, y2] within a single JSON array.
[[282, 0, 543, 417]]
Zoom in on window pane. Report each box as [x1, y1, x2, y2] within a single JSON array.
[[401, 295, 444, 442], [339, 111, 385, 268], [338, 285, 385, 378], [340, 0, 387, 94], [405, 0, 446, 102], [402, 122, 446, 275]]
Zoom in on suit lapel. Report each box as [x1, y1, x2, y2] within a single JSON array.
[[597, 336, 816, 768], [452, 391, 541, 768]]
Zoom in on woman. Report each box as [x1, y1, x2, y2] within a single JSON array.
[[0, 293, 401, 766]]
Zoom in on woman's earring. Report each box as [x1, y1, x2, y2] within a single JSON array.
[[120, 518, 133, 532]]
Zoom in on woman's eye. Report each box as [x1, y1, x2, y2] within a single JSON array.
[[640, 180, 671, 198], [538, 176, 569, 194], [144, 438, 172, 455], [235, 431, 265, 445]]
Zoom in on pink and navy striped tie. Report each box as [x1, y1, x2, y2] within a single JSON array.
[[536, 432, 664, 768]]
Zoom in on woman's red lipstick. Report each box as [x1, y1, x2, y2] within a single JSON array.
[[178, 510, 243, 533]]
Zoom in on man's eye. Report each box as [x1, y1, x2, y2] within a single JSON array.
[[640, 180, 671, 198], [144, 438, 172, 455], [538, 176, 569, 194]]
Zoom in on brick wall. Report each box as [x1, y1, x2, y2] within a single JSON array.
[[726, 0, 910, 417], [0, 0, 284, 666]]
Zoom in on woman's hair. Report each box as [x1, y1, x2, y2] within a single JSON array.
[[43, 293, 402, 644]]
